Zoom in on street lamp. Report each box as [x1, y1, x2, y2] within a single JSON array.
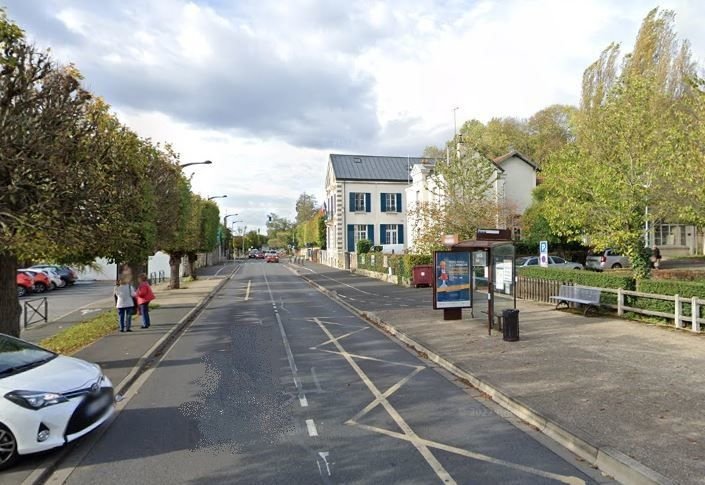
[[208, 195, 227, 201], [179, 160, 212, 168], [223, 213, 238, 226]]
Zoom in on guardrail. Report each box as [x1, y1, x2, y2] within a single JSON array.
[[24, 297, 48, 328]]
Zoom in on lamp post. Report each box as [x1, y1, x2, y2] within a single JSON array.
[[207, 195, 227, 201], [223, 213, 238, 226], [179, 160, 212, 168]]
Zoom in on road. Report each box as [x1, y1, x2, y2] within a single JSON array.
[[53, 260, 606, 484]]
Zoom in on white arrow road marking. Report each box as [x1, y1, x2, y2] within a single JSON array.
[[318, 451, 332, 476], [80, 308, 102, 316]]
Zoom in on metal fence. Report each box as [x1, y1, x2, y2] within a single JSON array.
[[24, 297, 47, 328], [149, 270, 167, 285], [516, 276, 567, 303]]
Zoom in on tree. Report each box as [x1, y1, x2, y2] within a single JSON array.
[[295, 193, 318, 225], [539, 8, 704, 278], [0, 12, 121, 335]]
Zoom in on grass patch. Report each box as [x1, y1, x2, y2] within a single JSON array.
[[40, 310, 118, 355]]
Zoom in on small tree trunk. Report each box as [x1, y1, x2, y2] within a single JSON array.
[[168, 252, 182, 289], [0, 252, 22, 337], [127, 260, 147, 287], [187, 252, 198, 280]]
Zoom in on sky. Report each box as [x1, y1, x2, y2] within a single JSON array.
[[5, 0, 704, 232]]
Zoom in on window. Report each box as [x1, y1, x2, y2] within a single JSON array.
[[386, 224, 399, 244], [654, 224, 687, 247], [353, 193, 366, 212], [385, 193, 397, 212], [355, 225, 368, 243], [550, 257, 566, 264]]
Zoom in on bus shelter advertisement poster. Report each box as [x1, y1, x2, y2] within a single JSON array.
[[433, 251, 472, 309]]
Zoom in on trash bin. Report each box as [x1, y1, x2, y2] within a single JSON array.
[[502, 309, 519, 342], [412, 265, 433, 288]]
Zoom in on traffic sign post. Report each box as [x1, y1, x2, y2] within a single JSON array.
[[539, 240, 548, 267]]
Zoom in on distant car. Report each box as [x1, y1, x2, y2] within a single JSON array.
[[256, 252, 265, 259], [16, 273, 33, 297], [517, 256, 583, 270], [248, 252, 258, 259], [0, 333, 114, 470], [265, 253, 279, 263], [19, 270, 51, 293], [586, 249, 631, 270], [30, 265, 78, 286]]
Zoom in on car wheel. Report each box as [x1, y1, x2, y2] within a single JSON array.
[[611, 263, 622, 269], [0, 424, 19, 470], [34, 282, 47, 293], [573, 267, 582, 270], [16, 286, 27, 298]]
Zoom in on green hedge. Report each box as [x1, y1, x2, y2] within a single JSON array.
[[632, 279, 705, 319], [357, 253, 432, 284], [518, 267, 635, 289]]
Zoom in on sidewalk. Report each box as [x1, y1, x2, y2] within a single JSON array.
[[10, 265, 234, 485], [294, 261, 704, 485]]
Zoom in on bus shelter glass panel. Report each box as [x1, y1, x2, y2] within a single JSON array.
[[491, 243, 516, 315], [472, 250, 488, 305]]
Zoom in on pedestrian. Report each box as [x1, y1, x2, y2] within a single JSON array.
[[651, 246, 662, 269], [135, 273, 155, 329], [114, 277, 136, 332]]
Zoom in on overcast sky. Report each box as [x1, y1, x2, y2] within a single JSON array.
[[5, 0, 704, 231]]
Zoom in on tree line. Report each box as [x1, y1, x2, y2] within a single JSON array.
[[0, 10, 223, 336], [266, 193, 325, 251], [419, 8, 704, 278]]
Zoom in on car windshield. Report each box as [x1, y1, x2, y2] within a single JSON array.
[[0, 334, 56, 377]]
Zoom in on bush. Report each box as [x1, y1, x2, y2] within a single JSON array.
[[356, 239, 371, 254], [372, 245, 383, 252], [633, 279, 705, 319], [518, 267, 635, 289]]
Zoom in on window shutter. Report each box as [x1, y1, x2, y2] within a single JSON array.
[[349, 192, 355, 211], [380, 224, 387, 244], [396, 193, 402, 212], [367, 225, 374, 245], [398, 224, 404, 245], [380, 193, 387, 212], [365, 193, 371, 212], [347, 225, 355, 252]]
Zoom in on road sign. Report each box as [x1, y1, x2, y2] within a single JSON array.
[[539, 240, 548, 267]]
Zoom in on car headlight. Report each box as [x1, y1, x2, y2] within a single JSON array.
[[5, 390, 68, 410]]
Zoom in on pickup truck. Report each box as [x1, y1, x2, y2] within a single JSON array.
[[586, 249, 630, 270]]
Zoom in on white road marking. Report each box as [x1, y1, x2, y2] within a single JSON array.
[[312, 318, 455, 484], [245, 280, 251, 301], [263, 267, 309, 409], [80, 308, 102, 316], [306, 419, 319, 437], [315, 272, 375, 295], [311, 367, 323, 392], [309, 327, 368, 350], [318, 451, 332, 476], [299, 395, 309, 407]]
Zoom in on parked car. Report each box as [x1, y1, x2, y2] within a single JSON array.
[[30, 265, 78, 286], [16, 273, 33, 298], [0, 333, 114, 470], [41, 268, 66, 289], [517, 256, 584, 270], [19, 270, 51, 293], [586, 249, 631, 270]]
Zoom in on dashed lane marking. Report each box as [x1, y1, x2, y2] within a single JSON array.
[[306, 419, 319, 437]]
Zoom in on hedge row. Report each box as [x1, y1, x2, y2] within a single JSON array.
[[357, 253, 433, 283], [631, 279, 705, 319], [518, 267, 636, 290]]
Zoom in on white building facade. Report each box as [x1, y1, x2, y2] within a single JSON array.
[[405, 150, 539, 251], [324, 154, 433, 269]]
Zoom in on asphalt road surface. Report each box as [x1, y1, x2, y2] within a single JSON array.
[[20, 281, 115, 326], [57, 260, 608, 484]]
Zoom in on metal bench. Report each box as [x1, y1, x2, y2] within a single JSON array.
[[549, 285, 602, 316]]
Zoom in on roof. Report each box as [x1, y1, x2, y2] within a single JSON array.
[[452, 240, 513, 250], [492, 150, 540, 171], [329, 154, 436, 182]]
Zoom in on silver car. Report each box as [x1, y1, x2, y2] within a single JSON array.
[[585, 249, 630, 270], [517, 256, 583, 270]]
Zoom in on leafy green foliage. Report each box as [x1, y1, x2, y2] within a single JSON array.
[[518, 267, 635, 290], [356, 239, 371, 254]]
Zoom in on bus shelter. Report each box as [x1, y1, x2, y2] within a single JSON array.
[[441, 239, 516, 335]]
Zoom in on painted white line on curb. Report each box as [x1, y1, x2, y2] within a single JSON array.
[[306, 419, 319, 437]]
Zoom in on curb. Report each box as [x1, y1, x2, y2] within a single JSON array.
[[293, 266, 673, 485], [21, 267, 238, 485]]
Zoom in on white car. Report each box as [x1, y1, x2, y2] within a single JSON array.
[[0, 334, 115, 469], [42, 268, 66, 289], [517, 256, 584, 270]]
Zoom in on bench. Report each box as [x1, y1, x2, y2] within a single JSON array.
[[549, 285, 601, 316]]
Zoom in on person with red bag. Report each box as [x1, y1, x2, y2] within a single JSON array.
[[135, 273, 156, 329]]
